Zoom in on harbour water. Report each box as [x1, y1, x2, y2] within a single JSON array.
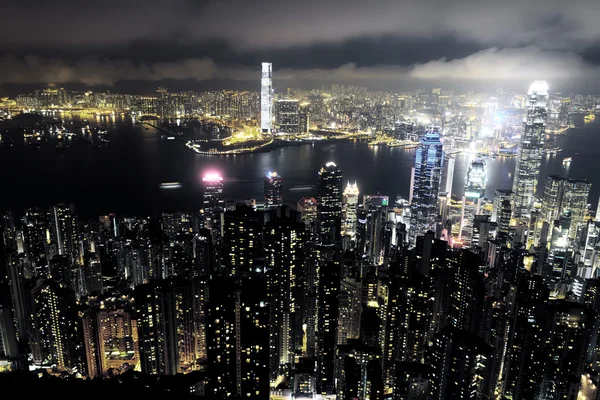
[[0, 116, 598, 217]]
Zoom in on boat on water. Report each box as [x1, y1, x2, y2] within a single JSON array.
[[562, 157, 572, 166], [585, 114, 596, 124], [160, 182, 182, 189], [289, 185, 314, 192]]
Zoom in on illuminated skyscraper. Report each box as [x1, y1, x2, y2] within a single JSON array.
[[202, 172, 224, 228], [275, 99, 299, 133], [31, 279, 83, 371], [298, 197, 318, 227], [264, 171, 283, 208], [261, 62, 273, 134], [409, 127, 444, 245], [265, 208, 305, 380], [540, 175, 590, 239], [342, 181, 359, 241], [513, 80, 548, 219], [135, 278, 195, 375], [318, 162, 343, 243], [460, 159, 486, 246]]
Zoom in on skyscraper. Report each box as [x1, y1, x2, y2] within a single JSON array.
[[513, 80, 548, 219], [275, 99, 299, 133], [31, 279, 83, 371], [261, 62, 273, 134], [460, 159, 486, 246], [341, 181, 359, 241], [264, 171, 283, 208], [317, 162, 343, 243], [202, 172, 224, 228], [409, 127, 444, 245], [540, 175, 591, 239]]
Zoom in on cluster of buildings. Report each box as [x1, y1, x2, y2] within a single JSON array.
[[2, 79, 600, 400]]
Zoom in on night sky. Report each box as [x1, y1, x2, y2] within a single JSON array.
[[3, 0, 600, 93]]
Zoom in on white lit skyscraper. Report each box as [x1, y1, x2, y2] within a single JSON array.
[[264, 171, 283, 208], [341, 181, 359, 241], [409, 127, 444, 245], [261, 62, 273, 134], [460, 159, 486, 246], [512, 80, 548, 219]]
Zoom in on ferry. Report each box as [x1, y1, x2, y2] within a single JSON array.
[[584, 114, 596, 124], [159, 182, 182, 189], [289, 185, 314, 192], [562, 157, 572, 166]]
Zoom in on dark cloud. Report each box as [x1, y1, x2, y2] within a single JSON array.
[[2, 0, 600, 90]]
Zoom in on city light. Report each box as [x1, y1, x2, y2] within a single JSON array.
[[202, 171, 223, 182]]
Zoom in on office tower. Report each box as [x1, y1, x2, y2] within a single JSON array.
[[298, 111, 309, 133], [317, 162, 343, 243], [206, 275, 269, 398], [261, 62, 273, 133], [541, 175, 591, 238], [541, 175, 566, 223], [460, 159, 486, 246], [472, 215, 492, 248], [201, 172, 225, 228], [222, 205, 263, 277], [297, 197, 318, 226], [264, 171, 283, 208], [427, 327, 493, 400], [440, 153, 455, 197], [51, 203, 80, 264], [409, 127, 444, 245], [512, 80, 548, 219], [31, 279, 83, 371], [265, 208, 305, 380], [135, 278, 195, 375], [562, 179, 591, 239], [341, 181, 359, 241], [498, 199, 512, 238], [317, 261, 341, 396], [275, 99, 299, 133], [491, 189, 513, 222]]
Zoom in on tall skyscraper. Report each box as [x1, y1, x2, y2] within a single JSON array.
[[264, 171, 283, 208], [135, 278, 195, 375], [317, 162, 343, 243], [206, 275, 269, 398], [513, 80, 548, 219], [261, 62, 273, 134], [409, 127, 444, 244], [297, 197, 318, 227], [460, 159, 486, 246], [540, 175, 591, 239], [31, 279, 83, 371], [341, 181, 359, 241], [202, 172, 224, 229], [265, 208, 305, 380]]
